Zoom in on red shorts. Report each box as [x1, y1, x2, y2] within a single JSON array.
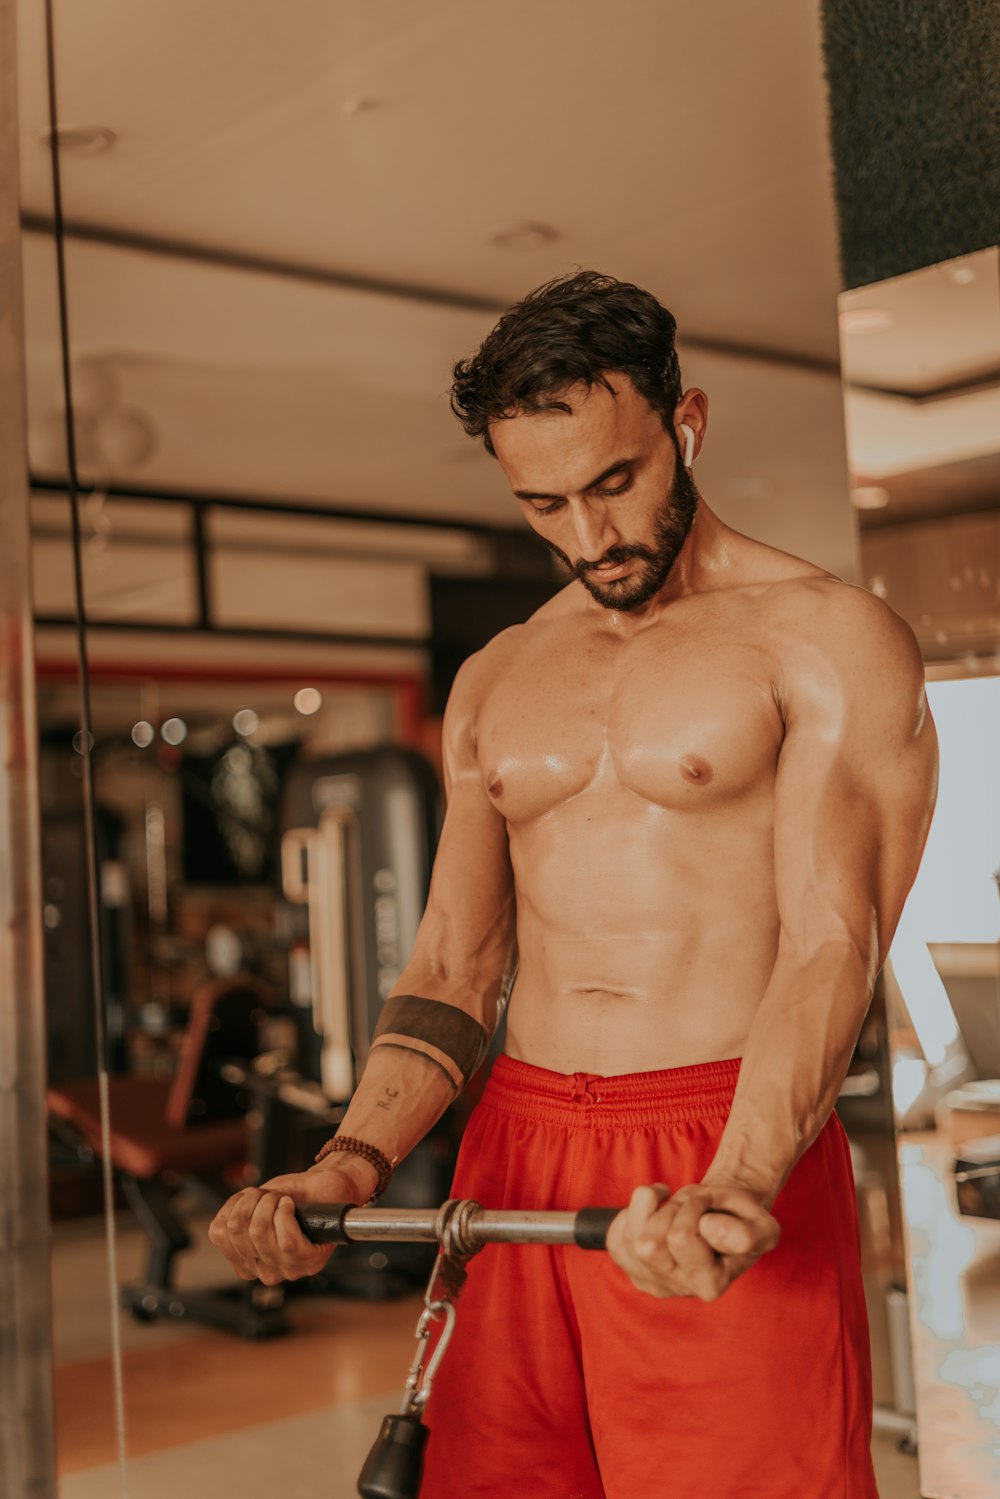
[[421, 1055, 878, 1499]]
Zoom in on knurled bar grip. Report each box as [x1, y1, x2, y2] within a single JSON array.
[[295, 1201, 619, 1251]]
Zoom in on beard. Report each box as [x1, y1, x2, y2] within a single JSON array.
[[543, 459, 700, 611]]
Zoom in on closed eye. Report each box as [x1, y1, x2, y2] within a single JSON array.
[[527, 472, 633, 514], [595, 476, 633, 497]]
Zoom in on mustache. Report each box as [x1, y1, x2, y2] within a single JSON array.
[[544, 540, 657, 575]]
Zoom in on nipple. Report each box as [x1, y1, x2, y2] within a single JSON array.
[[680, 755, 713, 785], [487, 775, 504, 799]]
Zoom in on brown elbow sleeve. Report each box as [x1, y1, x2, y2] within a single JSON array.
[[370, 994, 490, 1091]]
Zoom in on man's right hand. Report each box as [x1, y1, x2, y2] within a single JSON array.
[[208, 1160, 376, 1286]]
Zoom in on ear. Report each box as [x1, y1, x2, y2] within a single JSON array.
[[672, 389, 708, 466]]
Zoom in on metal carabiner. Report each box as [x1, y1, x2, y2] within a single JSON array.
[[402, 1298, 457, 1414]]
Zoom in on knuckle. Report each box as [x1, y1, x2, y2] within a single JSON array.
[[247, 1205, 275, 1243], [226, 1194, 257, 1231], [665, 1225, 689, 1256]]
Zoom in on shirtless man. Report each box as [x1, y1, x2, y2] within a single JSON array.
[[210, 273, 937, 1497]]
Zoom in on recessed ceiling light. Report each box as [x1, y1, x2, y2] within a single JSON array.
[[483, 220, 558, 251], [940, 259, 977, 286], [38, 124, 117, 156], [851, 485, 890, 510], [838, 307, 894, 334], [342, 96, 379, 116]]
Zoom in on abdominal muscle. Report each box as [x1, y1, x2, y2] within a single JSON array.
[[501, 798, 781, 1076]]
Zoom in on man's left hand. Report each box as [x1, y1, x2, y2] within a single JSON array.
[[606, 1180, 780, 1301]]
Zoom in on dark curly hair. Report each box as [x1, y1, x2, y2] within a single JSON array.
[[450, 271, 683, 456]]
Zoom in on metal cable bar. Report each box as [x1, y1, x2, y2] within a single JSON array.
[[296, 1199, 620, 1254]]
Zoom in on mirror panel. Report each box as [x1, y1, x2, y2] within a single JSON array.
[[840, 246, 1000, 1499]]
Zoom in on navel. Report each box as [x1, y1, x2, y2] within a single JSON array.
[[679, 755, 713, 785]]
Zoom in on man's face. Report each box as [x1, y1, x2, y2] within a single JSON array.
[[489, 375, 699, 612]]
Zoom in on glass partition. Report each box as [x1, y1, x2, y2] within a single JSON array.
[[840, 245, 1000, 1499]]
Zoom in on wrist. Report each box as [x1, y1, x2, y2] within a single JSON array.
[[308, 1153, 379, 1200], [311, 1134, 396, 1199], [700, 1167, 779, 1210]]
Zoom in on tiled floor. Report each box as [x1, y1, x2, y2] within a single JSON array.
[[51, 1182, 926, 1499]]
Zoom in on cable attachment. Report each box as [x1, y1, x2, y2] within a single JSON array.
[[357, 1205, 480, 1498], [400, 1203, 477, 1416]]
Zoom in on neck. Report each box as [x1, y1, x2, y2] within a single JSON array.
[[587, 499, 737, 630]]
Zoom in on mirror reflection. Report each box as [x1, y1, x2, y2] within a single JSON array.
[[841, 245, 1000, 1499], [12, 5, 999, 1499]]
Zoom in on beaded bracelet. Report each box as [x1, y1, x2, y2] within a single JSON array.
[[313, 1134, 395, 1199]]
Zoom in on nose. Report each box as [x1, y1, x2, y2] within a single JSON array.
[[570, 499, 618, 564]]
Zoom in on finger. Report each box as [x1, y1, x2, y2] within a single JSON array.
[[698, 1211, 755, 1256], [225, 1188, 275, 1279], [272, 1195, 330, 1277], [625, 1183, 670, 1243], [209, 1189, 263, 1279], [663, 1194, 726, 1300], [627, 1204, 691, 1298], [246, 1191, 286, 1280], [607, 1204, 679, 1296], [698, 1196, 781, 1257], [699, 1184, 778, 1228], [631, 1193, 681, 1262]]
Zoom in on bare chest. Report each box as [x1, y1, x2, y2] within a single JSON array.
[[476, 619, 783, 824]]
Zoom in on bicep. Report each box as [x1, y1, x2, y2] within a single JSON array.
[[419, 772, 516, 959], [774, 612, 938, 970], [400, 663, 516, 1019]]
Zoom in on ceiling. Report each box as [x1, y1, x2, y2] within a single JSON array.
[[839, 247, 1000, 530], [13, 0, 868, 577], [13, 0, 995, 583], [17, 0, 844, 361]]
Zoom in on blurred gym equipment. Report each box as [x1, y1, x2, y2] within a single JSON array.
[[47, 973, 286, 1337]]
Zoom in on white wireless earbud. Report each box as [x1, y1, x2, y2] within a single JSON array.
[[679, 423, 695, 469]]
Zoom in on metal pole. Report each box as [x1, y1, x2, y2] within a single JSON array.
[[297, 1200, 620, 1252], [0, 0, 58, 1493]]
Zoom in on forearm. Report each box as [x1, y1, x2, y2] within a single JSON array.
[[704, 939, 875, 1205], [311, 976, 507, 1197], [309, 1045, 457, 1198]]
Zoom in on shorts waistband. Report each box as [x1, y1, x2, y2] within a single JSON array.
[[481, 1054, 741, 1129]]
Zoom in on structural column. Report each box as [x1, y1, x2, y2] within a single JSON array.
[[0, 0, 58, 1492]]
